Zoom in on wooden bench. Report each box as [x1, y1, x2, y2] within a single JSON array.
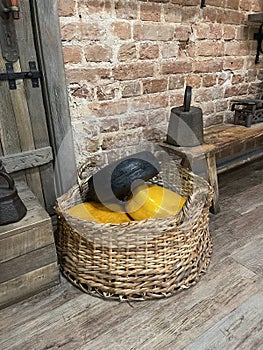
[[161, 123, 263, 214]]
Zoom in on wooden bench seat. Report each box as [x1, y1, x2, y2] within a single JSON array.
[[161, 123, 263, 214]]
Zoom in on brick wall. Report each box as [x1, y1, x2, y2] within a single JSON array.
[[58, 0, 263, 165]]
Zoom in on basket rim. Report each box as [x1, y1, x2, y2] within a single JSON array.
[[55, 162, 213, 235]]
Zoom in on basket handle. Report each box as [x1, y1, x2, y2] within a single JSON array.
[[77, 160, 98, 193]]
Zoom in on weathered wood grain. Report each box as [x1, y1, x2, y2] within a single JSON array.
[[231, 240, 263, 278], [32, 0, 77, 197], [161, 123, 263, 214], [0, 244, 57, 283], [3, 149, 51, 172], [1, 147, 53, 173], [0, 262, 59, 309], [184, 293, 263, 350], [0, 158, 262, 349]]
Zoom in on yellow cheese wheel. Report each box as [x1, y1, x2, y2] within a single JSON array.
[[67, 202, 131, 224], [125, 184, 186, 221]]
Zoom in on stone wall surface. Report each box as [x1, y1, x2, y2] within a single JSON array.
[[58, 0, 263, 165]]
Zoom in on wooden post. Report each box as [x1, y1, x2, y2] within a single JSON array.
[[206, 153, 220, 214]]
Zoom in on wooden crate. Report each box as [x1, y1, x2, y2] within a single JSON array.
[[0, 182, 60, 309]]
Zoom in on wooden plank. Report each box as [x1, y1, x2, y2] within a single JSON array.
[[1, 146, 53, 173], [0, 55, 21, 156], [13, 0, 56, 212], [0, 156, 262, 349], [32, 0, 77, 197], [9, 60, 45, 205], [206, 153, 220, 213], [1, 256, 260, 350], [0, 244, 57, 283], [0, 224, 55, 264], [248, 13, 263, 22], [0, 262, 60, 309], [231, 240, 263, 278], [0, 183, 55, 262], [184, 293, 263, 350]]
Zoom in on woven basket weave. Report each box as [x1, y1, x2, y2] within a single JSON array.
[[55, 160, 213, 301]]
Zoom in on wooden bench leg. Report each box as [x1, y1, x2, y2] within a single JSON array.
[[206, 153, 220, 214]]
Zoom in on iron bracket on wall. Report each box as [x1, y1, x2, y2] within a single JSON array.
[[0, 61, 41, 89]]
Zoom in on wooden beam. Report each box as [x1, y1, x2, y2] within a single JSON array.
[[0, 146, 53, 173], [30, 0, 77, 196]]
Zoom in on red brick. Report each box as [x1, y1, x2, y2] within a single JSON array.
[[223, 10, 244, 25], [223, 25, 236, 40], [170, 93, 184, 107], [181, 6, 199, 23], [71, 86, 94, 100], [121, 114, 148, 129], [251, 1, 262, 11], [161, 60, 193, 74], [130, 94, 168, 112], [193, 23, 222, 40], [200, 102, 215, 115], [194, 88, 213, 103], [174, 25, 192, 42], [78, 0, 111, 15], [224, 42, 249, 56], [91, 100, 129, 117], [207, 0, 223, 6], [202, 74, 217, 87], [202, 8, 216, 22], [223, 57, 245, 70], [139, 44, 159, 60], [96, 84, 118, 101], [118, 43, 137, 62], [163, 4, 181, 23], [214, 100, 228, 113], [169, 75, 184, 90], [84, 44, 112, 62], [114, 62, 154, 80], [99, 117, 120, 133], [140, 2, 161, 22], [170, 0, 182, 4], [225, 0, 239, 10], [115, 0, 138, 20], [185, 0, 199, 5], [239, 0, 251, 11], [194, 59, 223, 73], [102, 130, 141, 150], [232, 74, 247, 85], [161, 43, 179, 59], [62, 46, 82, 64], [204, 113, 224, 127], [112, 22, 131, 40], [58, 0, 75, 16], [224, 84, 249, 98], [143, 78, 168, 94], [197, 41, 224, 57], [186, 74, 201, 88], [134, 23, 174, 41], [60, 22, 106, 41], [121, 81, 142, 98], [66, 68, 111, 84]]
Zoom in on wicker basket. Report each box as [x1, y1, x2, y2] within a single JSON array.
[[55, 159, 213, 301]]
